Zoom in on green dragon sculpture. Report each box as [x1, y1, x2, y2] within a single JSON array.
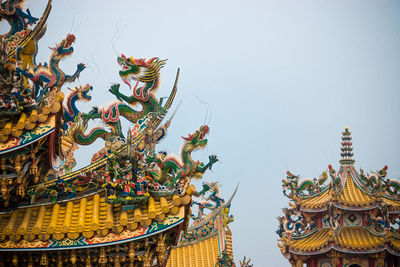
[[146, 125, 218, 188], [67, 113, 122, 145], [282, 170, 328, 199], [69, 55, 169, 145]]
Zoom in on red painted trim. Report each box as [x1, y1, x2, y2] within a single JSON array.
[[317, 214, 322, 228], [338, 257, 343, 267], [369, 257, 375, 267], [310, 257, 316, 267]]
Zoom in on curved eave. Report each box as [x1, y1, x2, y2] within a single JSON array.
[[0, 192, 190, 250], [0, 115, 55, 155], [0, 216, 184, 251], [298, 185, 331, 200], [287, 227, 400, 257], [300, 189, 332, 211], [300, 166, 380, 211]]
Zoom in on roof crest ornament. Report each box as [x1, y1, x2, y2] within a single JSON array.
[[339, 126, 355, 166]]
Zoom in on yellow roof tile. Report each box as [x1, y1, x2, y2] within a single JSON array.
[[390, 237, 400, 251], [337, 227, 384, 249], [382, 197, 400, 211], [301, 189, 332, 210], [166, 234, 219, 267], [0, 192, 188, 242], [288, 229, 331, 251], [300, 170, 379, 210], [338, 173, 374, 207], [288, 227, 390, 253]]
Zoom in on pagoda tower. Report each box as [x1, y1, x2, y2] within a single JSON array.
[[278, 127, 400, 267]]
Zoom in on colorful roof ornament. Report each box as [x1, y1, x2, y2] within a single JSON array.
[[339, 126, 355, 166], [278, 128, 400, 267], [0, 0, 228, 265]]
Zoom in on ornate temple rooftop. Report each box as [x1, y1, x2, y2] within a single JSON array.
[[278, 127, 400, 262], [0, 1, 226, 265]]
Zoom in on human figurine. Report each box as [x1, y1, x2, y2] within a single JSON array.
[[143, 120, 170, 156], [135, 177, 148, 196]]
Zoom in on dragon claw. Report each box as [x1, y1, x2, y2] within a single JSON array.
[[209, 155, 218, 163], [77, 63, 86, 71]]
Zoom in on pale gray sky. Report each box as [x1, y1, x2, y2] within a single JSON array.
[[23, 0, 400, 265]]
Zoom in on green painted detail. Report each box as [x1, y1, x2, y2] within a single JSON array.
[[68, 55, 168, 146], [146, 125, 218, 188]]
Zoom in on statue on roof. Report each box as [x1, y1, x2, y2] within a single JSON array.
[[282, 170, 328, 200], [191, 182, 225, 221], [67, 55, 171, 146], [17, 33, 85, 101]]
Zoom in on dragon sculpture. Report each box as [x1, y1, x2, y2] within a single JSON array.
[[67, 113, 122, 145], [383, 179, 400, 199], [62, 83, 92, 130], [146, 125, 218, 189], [239, 257, 253, 267], [190, 182, 225, 221], [277, 208, 308, 238], [17, 33, 85, 100], [282, 170, 328, 199], [118, 54, 165, 102], [0, 0, 38, 40], [322, 203, 341, 236], [366, 205, 390, 234], [4, 0, 52, 69], [359, 165, 387, 193], [216, 250, 235, 267], [359, 165, 400, 199], [69, 55, 169, 145]]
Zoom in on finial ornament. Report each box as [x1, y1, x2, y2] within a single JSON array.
[[339, 127, 355, 165]]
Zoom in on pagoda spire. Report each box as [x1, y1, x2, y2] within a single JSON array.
[[339, 127, 355, 165]]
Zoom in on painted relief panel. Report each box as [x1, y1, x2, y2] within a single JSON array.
[[343, 212, 362, 227]]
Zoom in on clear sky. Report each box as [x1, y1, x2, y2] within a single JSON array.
[[22, 0, 400, 265]]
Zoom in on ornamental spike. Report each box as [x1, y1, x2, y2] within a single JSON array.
[[339, 126, 355, 166]]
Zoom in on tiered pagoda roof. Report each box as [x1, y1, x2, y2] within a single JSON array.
[[278, 127, 400, 264]]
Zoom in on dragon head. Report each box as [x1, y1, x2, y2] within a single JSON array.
[[51, 34, 75, 60], [182, 125, 209, 152], [117, 54, 167, 87], [203, 181, 219, 193], [69, 83, 92, 102]]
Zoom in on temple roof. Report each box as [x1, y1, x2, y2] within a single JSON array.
[[166, 186, 236, 267], [0, 191, 191, 250], [300, 170, 379, 211], [167, 234, 220, 267], [278, 128, 400, 260], [283, 127, 400, 212], [167, 231, 234, 267], [288, 227, 400, 256]]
